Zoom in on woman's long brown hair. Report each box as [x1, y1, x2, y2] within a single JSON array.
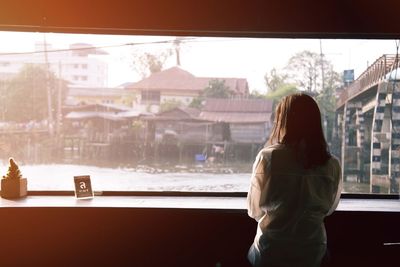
[[267, 93, 331, 168]]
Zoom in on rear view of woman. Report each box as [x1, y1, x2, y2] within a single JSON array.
[[247, 93, 342, 267]]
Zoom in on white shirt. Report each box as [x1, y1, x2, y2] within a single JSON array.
[[247, 144, 342, 245]]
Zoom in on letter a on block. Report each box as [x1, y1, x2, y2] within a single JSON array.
[[74, 175, 93, 199]]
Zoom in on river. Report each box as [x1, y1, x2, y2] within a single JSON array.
[[0, 163, 370, 194], [2, 163, 251, 192]]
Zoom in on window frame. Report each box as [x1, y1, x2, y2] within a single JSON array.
[[0, 1, 399, 200]]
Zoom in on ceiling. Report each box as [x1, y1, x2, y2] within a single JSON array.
[[0, 0, 399, 38]]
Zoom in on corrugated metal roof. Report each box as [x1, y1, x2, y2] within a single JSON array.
[[68, 87, 129, 97], [65, 111, 126, 121], [198, 111, 271, 123], [147, 107, 201, 121], [63, 103, 131, 113], [65, 108, 152, 121], [203, 98, 273, 112]]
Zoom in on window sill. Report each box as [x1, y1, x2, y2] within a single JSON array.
[[0, 195, 398, 212]]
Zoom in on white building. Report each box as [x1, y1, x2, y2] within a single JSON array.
[[0, 42, 108, 87]]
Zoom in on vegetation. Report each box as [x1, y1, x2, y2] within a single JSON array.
[[249, 90, 266, 99], [130, 46, 173, 78], [0, 64, 67, 122], [315, 65, 342, 142], [262, 50, 342, 144], [160, 99, 183, 112], [190, 79, 233, 108], [189, 97, 203, 108], [264, 68, 288, 93], [265, 84, 298, 101], [203, 79, 233, 98]]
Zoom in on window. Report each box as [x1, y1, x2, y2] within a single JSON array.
[[0, 30, 398, 195], [141, 91, 160, 104]]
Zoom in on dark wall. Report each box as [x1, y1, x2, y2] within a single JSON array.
[[0, 207, 398, 267]]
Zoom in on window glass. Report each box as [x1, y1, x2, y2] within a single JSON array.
[[0, 31, 398, 194]]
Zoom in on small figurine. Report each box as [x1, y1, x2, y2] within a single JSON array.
[[3, 157, 23, 180], [1, 157, 27, 199]]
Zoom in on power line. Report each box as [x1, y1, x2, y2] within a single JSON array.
[[0, 36, 257, 57], [0, 37, 198, 57]]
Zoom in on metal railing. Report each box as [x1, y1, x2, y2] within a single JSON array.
[[337, 54, 400, 108]]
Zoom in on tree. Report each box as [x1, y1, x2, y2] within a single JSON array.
[[188, 97, 203, 108], [265, 84, 298, 102], [3, 64, 67, 122], [131, 48, 173, 79], [264, 68, 288, 93], [160, 99, 183, 112], [189, 79, 233, 108], [316, 66, 342, 143], [286, 50, 332, 93], [285, 50, 342, 143], [249, 90, 266, 99], [203, 79, 233, 98]]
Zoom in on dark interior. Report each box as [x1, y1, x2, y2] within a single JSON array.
[[0, 207, 398, 267], [0, 1, 400, 266]]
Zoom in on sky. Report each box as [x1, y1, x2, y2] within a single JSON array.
[[0, 31, 398, 92]]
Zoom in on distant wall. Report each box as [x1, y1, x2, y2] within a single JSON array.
[[0, 207, 398, 267]]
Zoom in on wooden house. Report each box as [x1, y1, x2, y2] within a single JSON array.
[[143, 98, 273, 163], [62, 103, 152, 162], [199, 98, 273, 143]]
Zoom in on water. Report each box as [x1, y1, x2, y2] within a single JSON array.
[[1, 163, 251, 192], [0, 163, 371, 193]]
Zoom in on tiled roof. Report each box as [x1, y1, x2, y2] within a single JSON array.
[[127, 66, 201, 91], [126, 66, 249, 96]]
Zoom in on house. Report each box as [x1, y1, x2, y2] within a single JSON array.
[[199, 98, 273, 143], [125, 66, 249, 113], [62, 103, 152, 162], [66, 87, 133, 106], [143, 98, 273, 164]]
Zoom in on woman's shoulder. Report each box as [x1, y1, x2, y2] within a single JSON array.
[[321, 155, 342, 179], [257, 144, 290, 162], [259, 144, 284, 155], [261, 143, 287, 152], [327, 155, 341, 169]]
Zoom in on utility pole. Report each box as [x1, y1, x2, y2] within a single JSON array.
[[319, 39, 325, 93], [43, 33, 54, 136], [319, 39, 327, 137], [173, 37, 183, 66], [57, 61, 62, 136]]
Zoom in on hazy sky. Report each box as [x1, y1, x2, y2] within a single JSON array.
[[0, 31, 398, 92]]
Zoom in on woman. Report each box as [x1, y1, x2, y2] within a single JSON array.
[[247, 93, 342, 267]]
